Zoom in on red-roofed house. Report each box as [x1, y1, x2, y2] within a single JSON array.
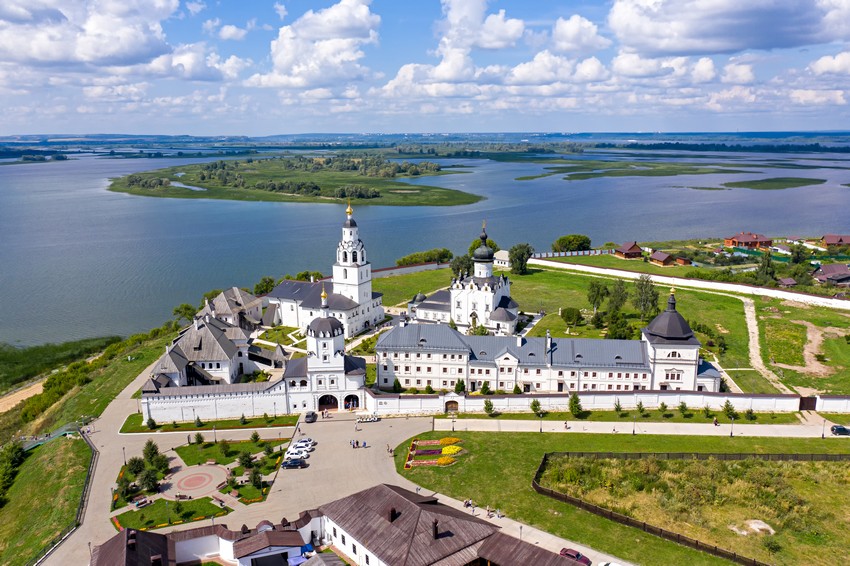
[[813, 263, 850, 286], [823, 234, 850, 246], [649, 251, 674, 266], [724, 232, 772, 249], [615, 241, 643, 259]]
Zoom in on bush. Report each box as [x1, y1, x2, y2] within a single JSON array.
[[250, 431, 260, 443], [453, 380, 465, 393], [703, 405, 713, 418], [394, 378, 403, 393], [483, 399, 494, 415], [636, 401, 646, 415], [138, 469, 159, 493], [218, 439, 230, 457], [143, 439, 159, 463], [194, 432, 205, 445], [127, 456, 145, 476], [591, 311, 605, 329], [560, 307, 582, 326], [249, 467, 263, 490], [152, 453, 170, 474], [678, 401, 688, 417], [613, 399, 622, 414], [195, 416, 203, 427], [745, 408, 756, 421], [146, 417, 157, 430], [569, 392, 583, 417], [264, 444, 274, 457], [480, 381, 492, 395], [512, 384, 522, 394], [723, 400, 738, 420], [408, 387, 419, 394], [530, 399, 542, 415], [658, 402, 668, 416], [239, 414, 248, 425], [425, 385, 435, 394], [238, 451, 254, 468]]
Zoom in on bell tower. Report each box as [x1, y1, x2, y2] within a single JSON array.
[[332, 202, 373, 306]]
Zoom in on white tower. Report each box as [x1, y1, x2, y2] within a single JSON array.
[[332, 202, 373, 306], [307, 286, 345, 372]]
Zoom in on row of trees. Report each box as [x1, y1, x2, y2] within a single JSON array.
[[126, 175, 171, 189], [396, 248, 454, 267], [0, 442, 25, 507]]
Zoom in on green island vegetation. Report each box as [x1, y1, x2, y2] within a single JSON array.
[[174, 438, 285, 467], [120, 412, 299, 434], [397, 431, 850, 566], [539, 455, 850, 564], [108, 154, 482, 206], [515, 159, 753, 181], [114, 497, 229, 531], [721, 177, 827, 190], [0, 336, 121, 393], [395, 248, 453, 267], [0, 438, 91, 565]]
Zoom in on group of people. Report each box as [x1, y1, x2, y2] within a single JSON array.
[[319, 410, 332, 419], [350, 439, 367, 449], [463, 499, 501, 519]]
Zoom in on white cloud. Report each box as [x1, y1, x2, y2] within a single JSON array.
[[810, 51, 850, 75], [551, 15, 611, 54], [707, 85, 756, 110], [692, 57, 716, 83], [790, 88, 846, 105], [185, 1, 205, 16], [202, 18, 220, 34], [506, 50, 573, 85], [247, 0, 380, 88], [219, 24, 247, 41], [437, 1, 524, 50], [274, 3, 287, 20], [609, 0, 842, 56], [722, 62, 754, 84], [573, 57, 608, 82], [143, 42, 250, 81], [612, 52, 669, 78]]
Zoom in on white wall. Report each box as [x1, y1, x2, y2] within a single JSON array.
[[816, 396, 850, 412]]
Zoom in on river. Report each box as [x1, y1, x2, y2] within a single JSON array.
[[1, 151, 849, 346]]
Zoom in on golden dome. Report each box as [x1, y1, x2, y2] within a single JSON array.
[[321, 285, 328, 300], [346, 199, 353, 215]]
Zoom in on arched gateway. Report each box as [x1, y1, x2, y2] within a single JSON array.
[[318, 394, 339, 411]]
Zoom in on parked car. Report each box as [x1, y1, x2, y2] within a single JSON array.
[[281, 458, 308, 469], [294, 437, 316, 446], [831, 425, 850, 436], [292, 439, 315, 451], [304, 411, 317, 423], [560, 548, 592, 565], [285, 448, 310, 460]]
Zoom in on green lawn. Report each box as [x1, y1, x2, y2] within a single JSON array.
[[373, 268, 453, 307], [437, 409, 800, 425], [397, 432, 850, 566], [120, 412, 299, 433], [0, 438, 91, 565], [108, 158, 481, 206], [552, 253, 701, 277], [114, 497, 229, 531], [721, 177, 827, 190], [231, 453, 281, 477], [174, 439, 285, 467], [726, 370, 780, 394], [760, 317, 807, 366], [220, 482, 268, 504], [259, 326, 299, 346]]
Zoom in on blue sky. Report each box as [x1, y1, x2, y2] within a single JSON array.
[[2, 0, 850, 135]]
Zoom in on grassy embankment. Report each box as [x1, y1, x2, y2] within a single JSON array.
[[0, 336, 121, 394], [515, 158, 754, 181], [108, 158, 481, 206], [551, 252, 702, 276], [0, 438, 91, 565], [721, 177, 827, 190], [120, 413, 299, 433], [397, 431, 850, 566], [437, 409, 799, 425]]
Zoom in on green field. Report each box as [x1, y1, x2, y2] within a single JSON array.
[[174, 439, 286, 467], [552, 253, 700, 276], [397, 431, 850, 566], [372, 268, 453, 307], [258, 326, 299, 345], [108, 157, 481, 206], [120, 412, 299, 433], [721, 177, 827, 190], [114, 497, 228, 530], [515, 159, 752, 181], [0, 438, 91, 565], [438, 409, 800, 425], [539, 456, 850, 565]]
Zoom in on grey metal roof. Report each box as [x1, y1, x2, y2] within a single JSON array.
[[308, 316, 344, 336], [268, 280, 359, 310], [144, 380, 282, 397], [416, 300, 451, 313], [282, 355, 366, 378], [642, 293, 700, 346], [496, 295, 518, 309], [698, 359, 721, 378], [472, 228, 494, 261], [318, 484, 496, 566], [376, 324, 470, 352], [488, 307, 516, 322], [198, 286, 262, 321]]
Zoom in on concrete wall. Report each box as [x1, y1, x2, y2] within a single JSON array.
[[816, 396, 850, 412]]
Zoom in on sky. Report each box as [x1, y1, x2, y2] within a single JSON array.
[[2, 0, 850, 135]]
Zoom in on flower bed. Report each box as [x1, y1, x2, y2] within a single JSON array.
[[405, 438, 465, 469], [442, 445, 462, 455], [415, 449, 443, 456]]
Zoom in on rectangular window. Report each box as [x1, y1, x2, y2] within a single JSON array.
[[416, 379, 421, 385], [583, 372, 588, 377], [451, 354, 456, 359], [557, 370, 563, 377], [536, 369, 541, 375], [571, 371, 576, 377], [383, 365, 387, 371], [499, 382, 504, 388], [443, 381, 447, 386], [405, 379, 410, 385], [583, 384, 588, 390], [616, 384, 621, 390], [416, 353, 421, 358], [404, 366, 410, 372], [427, 354, 431, 359], [383, 378, 388, 384], [536, 383, 541, 389], [341, 534, 346, 545], [352, 544, 357, 555], [458, 368, 463, 375], [485, 369, 490, 375], [592, 372, 597, 377], [427, 366, 432, 373], [507, 368, 513, 374], [570, 383, 575, 389], [443, 354, 447, 359], [591, 384, 597, 390], [416, 367, 421, 372], [608, 384, 613, 390], [524, 369, 528, 374], [333, 527, 337, 538], [443, 367, 448, 373], [366, 557, 370, 565]]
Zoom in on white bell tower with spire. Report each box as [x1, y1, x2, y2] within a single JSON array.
[[332, 201, 373, 306]]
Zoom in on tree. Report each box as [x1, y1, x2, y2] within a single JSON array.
[[146, 417, 157, 430], [658, 402, 668, 416], [393, 378, 403, 393], [468, 238, 499, 256], [530, 399, 542, 415], [508, 243, 534, 275], [450, 254, 473, 277], [116, 475, 131, 498], [142, 439, 159, 463], [454, 380, 465, 393], [218, 439, 230, 457], [483, 399, 494, 415], [613, 398, 622, 414], [194, 432, 205, 445], [569, 392, 583, 417], [194, 416, 203, 427], [591, 312, 605, 329], [127, 456, 145, 476], [152, 453, 170, 475], [250, 431, 260, 443], [264, 443, 274, 457], [789, 243, 809, 265], [561, 307, 582, 326], [172, 303, 197, 325], [249, 467, 263, 489], [238, 451, 254, 469], [138, 469, 159, 493], [632, 274, 660, 321], [253, 276, 276, 295], [480, 381, 492, 395], [608, 279, 628, 314], [586, 280, 609, 315], [469, 324, 489, 336], [723, 400, 738, 420], [605, 312, 633, 340], [425, 384, 435, 394], [636, 400, 646, 416], [552, 234, 591, 253], [512, 383, 522, 394], [449, 318, 458, 330], [678, 401, 689, 417], [756, 250, 776, 284], [199, 289, 223, 309]]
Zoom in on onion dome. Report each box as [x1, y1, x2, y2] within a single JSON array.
[[472, 222, 494, 262], [642, 288, 699, 345], [308, 316, 344, 337]]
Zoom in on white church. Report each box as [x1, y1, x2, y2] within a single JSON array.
[[408, 224, 518, 335], [266, 202, 384, 339]]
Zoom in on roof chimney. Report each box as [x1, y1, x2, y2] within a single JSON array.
[[194, 317, 199, 330], [127, 530, 136, 550], [150, 555, 162, 566], [433, 519, 439, 540], [545, 330, 552, 367], [516, 334, 522, 348], [389, 507, 397, 522]]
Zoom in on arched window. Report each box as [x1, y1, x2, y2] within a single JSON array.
[[344, 268, 348, 279], [290, 380, 296, 387], [342, 251, 348, 262], [300, 379, 308, 387], [352, 251, 358, 263]]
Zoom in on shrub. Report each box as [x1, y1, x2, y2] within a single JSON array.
[[195, 416, 203, 427], [530, 399, 542, 415], [146, 417, 157, 430], [194, 432, 205, 445], [442, 445, 462, 455], [218, 439, 230, 457], [678, 401, 688, 417], [703, 405, 713, 418], [240, 414, 248, 425], [425, 385, 435, 394], [591, 311, 605, 329], [569, 392, 583, 417], [127, 456, 145, 476], [745, 408, 756, 421], [561, 307, 582, 326], [439, 437, 461, 445], [613, 399, 622, 414], [484, 399, 494, 415], [143, 439, 159, 463], [250, 431, 260, 443], [138, 469, 159, 493], [658, 402, 668, 415], [394, 378, 403, 393], [512, 384, 522, 394], [408, 387, 419, 394], [723, 400, 738, 420], [480, 381, 492, 395], [264, 444, 274, 457], [636, 401, 646, 415], [249, 467, 263, 489], [238, 451, 254, 468], [436, 456, 455, 466], [454, 380, 465, 393], [152, 453, 170, 474]]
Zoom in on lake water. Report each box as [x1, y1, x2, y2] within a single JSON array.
[[2, 151, 850, 346]]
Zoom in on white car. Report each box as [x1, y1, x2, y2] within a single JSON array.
[[293, 437, 316, 446], [292, 440, 315, 452], [285, 448, 310, 460]]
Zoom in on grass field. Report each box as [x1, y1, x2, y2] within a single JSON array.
[[120, 412, 299, 433], [436, 409, 800, 425], [108, 158, 481, 206], [114, 497, 229, 531], [539, 456, 849, 565], [0, 438, 91, 565], [552, 253, 701, 277], [760, 317, 807, 366], [258, 326, 299, 345], [721, 177, 827, 190], [174, 439, 285, 467], [372, 268, 452, 307], [397, 431, 850, 566]]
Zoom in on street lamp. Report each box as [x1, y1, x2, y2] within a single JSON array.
[[122, 446, 126, 466], [452, 415, 456, 432], [730, 416, 735, 438], [273, 402, 276, 418], [519, 525, 523, 541], [822, 417, 827, 439], [632, 415, 636, 435], [213, 425, 217, 443], [539, 413, 543, 433]]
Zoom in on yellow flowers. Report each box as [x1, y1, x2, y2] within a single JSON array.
[[442, 445, 462, 455], [440, 437, 461, 445], [437, 456, 455, 466]]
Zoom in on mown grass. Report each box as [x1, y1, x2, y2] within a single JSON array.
[[174, 439, 285, 467], [539, 456, 850, 565], [114, 497, 228, 531], [397, 432, 850, 566], [437, 409, 800, 425], [727, 370, 780, 394], [120, 412, 299, 433], [722, 177, 827, 190], [108, 159, 481, 206], [372, 268, 453, 307], [258, 326, 299, 346], [0, 336, 121, 393], [0, 438, 91, 565], [222, 482, 268, 504], [552, 253, 701, 277]]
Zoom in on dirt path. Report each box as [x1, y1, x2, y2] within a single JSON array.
[[741, 298, 794, 394], [0, 381, 43, 414], [774, 321, 846, 377]]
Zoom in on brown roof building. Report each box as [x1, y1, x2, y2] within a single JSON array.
[[724, 232, 772, 249], [813, 263, 850, 286], [649, 251, 674, 266], [614, 241, 643, 259], [823, 234, 850, 246]]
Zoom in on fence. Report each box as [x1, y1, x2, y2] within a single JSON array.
[[26, 430, 99, 566], [528, 451, 843, 566], [532, 249, 615, 259]]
